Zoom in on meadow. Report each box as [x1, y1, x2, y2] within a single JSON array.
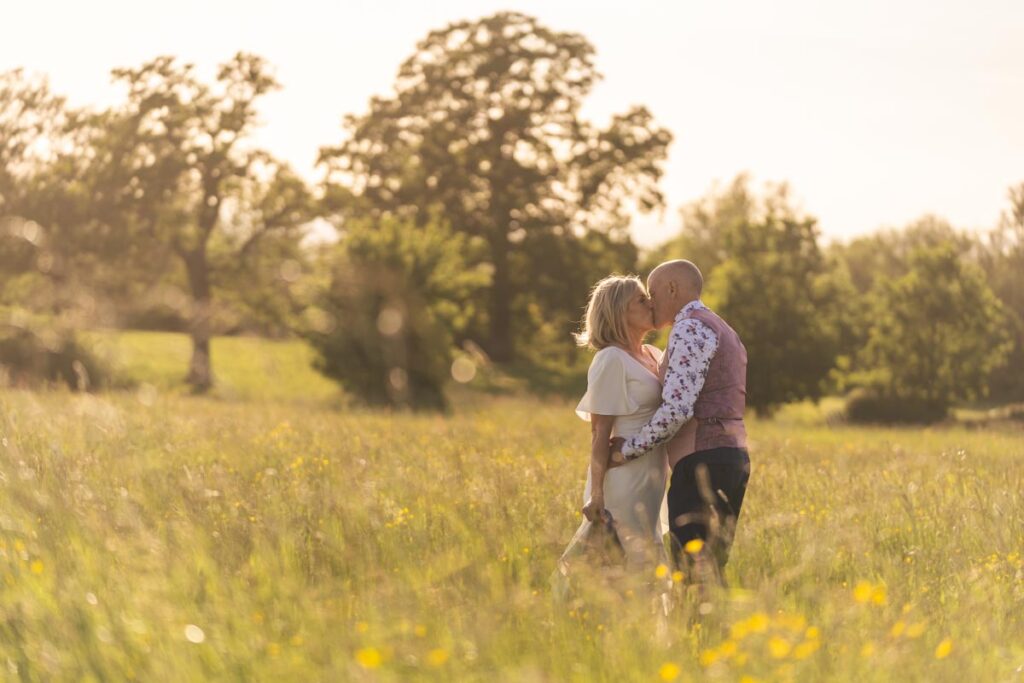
[[0, 332, 1021, 681]]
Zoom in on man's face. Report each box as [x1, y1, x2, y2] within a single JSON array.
[[646, 274, 674, 328]]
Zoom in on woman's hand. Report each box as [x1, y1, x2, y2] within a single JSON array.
[[582, 496, 607, 522]]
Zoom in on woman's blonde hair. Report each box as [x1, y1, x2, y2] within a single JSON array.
[[575, 274, 644, 350]]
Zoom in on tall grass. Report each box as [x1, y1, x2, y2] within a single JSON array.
[[0, 334, 1021, 680]]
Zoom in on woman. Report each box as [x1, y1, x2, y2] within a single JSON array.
[[553, 275, 689, 596]]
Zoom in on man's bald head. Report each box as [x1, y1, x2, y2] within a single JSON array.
[[646, 260, 704, 327]]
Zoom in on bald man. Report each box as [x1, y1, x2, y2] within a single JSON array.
[[610, 259, 750, 582]]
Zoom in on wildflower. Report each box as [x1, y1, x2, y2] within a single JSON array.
[[29, 560, 43, 575], [768, 636, 791, 659], [890, 621, 906, 638], [699, 649, 718, 667], [935, 638, 952, 659], [426, 648, 449, 667], [861, 642, 875, 658], [748, 613, 769, 633], [356, 647, 382, 669], [672, 570, 684, 583], [659, 662, 681, 680], [655, 564, 669, 579], [684, 538, 704, 554], [853, 581, 873, 603]]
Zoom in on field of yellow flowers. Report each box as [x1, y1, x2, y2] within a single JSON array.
[[0, 378, 1022, 681]]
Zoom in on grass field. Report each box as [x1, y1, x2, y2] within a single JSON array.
[[83, 330, 340, 404], [1, 333, 1022, 681]]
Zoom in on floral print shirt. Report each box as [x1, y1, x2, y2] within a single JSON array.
[[621, 300, 719, 460]]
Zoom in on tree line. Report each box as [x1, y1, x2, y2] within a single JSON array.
[[1, 12, 1019, 421], [646, 176, 1021, 421]]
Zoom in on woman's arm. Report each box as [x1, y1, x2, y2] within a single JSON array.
[[581, 414, 615, 522]]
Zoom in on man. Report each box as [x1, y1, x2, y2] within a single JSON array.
[[610, 259, 750, 582]]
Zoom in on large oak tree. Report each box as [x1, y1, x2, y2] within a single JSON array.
[[321, 12, 671, 361]]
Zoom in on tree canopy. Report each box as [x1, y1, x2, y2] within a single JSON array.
[[320, 12, 671, 361]]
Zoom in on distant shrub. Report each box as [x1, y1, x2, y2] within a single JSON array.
[[119, 303, 189, 332], [304, 215, 488, 411], [0, 323, 117, 391], [843, 388, 948, 425]]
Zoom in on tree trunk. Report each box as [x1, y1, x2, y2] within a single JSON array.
[[183, 250, 214, 392], [487, 233, 512, 362]]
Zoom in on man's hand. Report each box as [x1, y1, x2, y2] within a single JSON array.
[[581, 496, 608, 522], [607, 437, 627, 468]]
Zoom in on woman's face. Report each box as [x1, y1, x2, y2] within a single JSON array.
[[623, 286, 655, 334]]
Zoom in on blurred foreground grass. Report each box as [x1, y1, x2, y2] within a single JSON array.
[[0, 333, 1022, 681]]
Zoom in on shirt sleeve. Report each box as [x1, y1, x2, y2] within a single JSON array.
[[575, 349, 637, 420], [621, 320, 718, 458]]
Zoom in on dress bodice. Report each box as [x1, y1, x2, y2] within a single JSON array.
[[575, 345, 664, 439]]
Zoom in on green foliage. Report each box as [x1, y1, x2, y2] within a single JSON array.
[[0, 311, 116, 390], [828, 216, 976, 295], [847, 244, 1012, 421], [642, 174, 756, 275], [0, 69, 65, 217], [977, 183, 1024, 401], [512, 229, 640, 360], [0, 70, 125, 320], [305, 215, 489, 410], [662, 176, 842, 415], [320, 12, 671, 361], [100, 53, 314, 389]]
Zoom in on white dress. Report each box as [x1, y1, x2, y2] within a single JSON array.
[[554, 345, 670, 584]]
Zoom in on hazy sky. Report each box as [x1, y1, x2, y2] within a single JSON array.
[[4, 0, 1023, 247]]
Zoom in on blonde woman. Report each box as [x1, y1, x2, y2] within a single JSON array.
[[553, 275, 680, 593]]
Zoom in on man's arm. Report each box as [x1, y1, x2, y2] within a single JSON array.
[[618, 320, 718, 460]]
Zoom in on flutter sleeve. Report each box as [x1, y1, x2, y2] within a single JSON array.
[[575, 349, 637, 421]]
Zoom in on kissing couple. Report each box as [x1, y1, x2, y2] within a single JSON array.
[[553, 259, 751, 599]]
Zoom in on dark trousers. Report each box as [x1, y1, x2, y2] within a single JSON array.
[[667, 447, 750, 578]]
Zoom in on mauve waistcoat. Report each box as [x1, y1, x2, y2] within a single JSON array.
[[687, 306, 748, 451]]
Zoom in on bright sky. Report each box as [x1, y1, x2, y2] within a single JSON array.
[[4, 0, 1023, 247]]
